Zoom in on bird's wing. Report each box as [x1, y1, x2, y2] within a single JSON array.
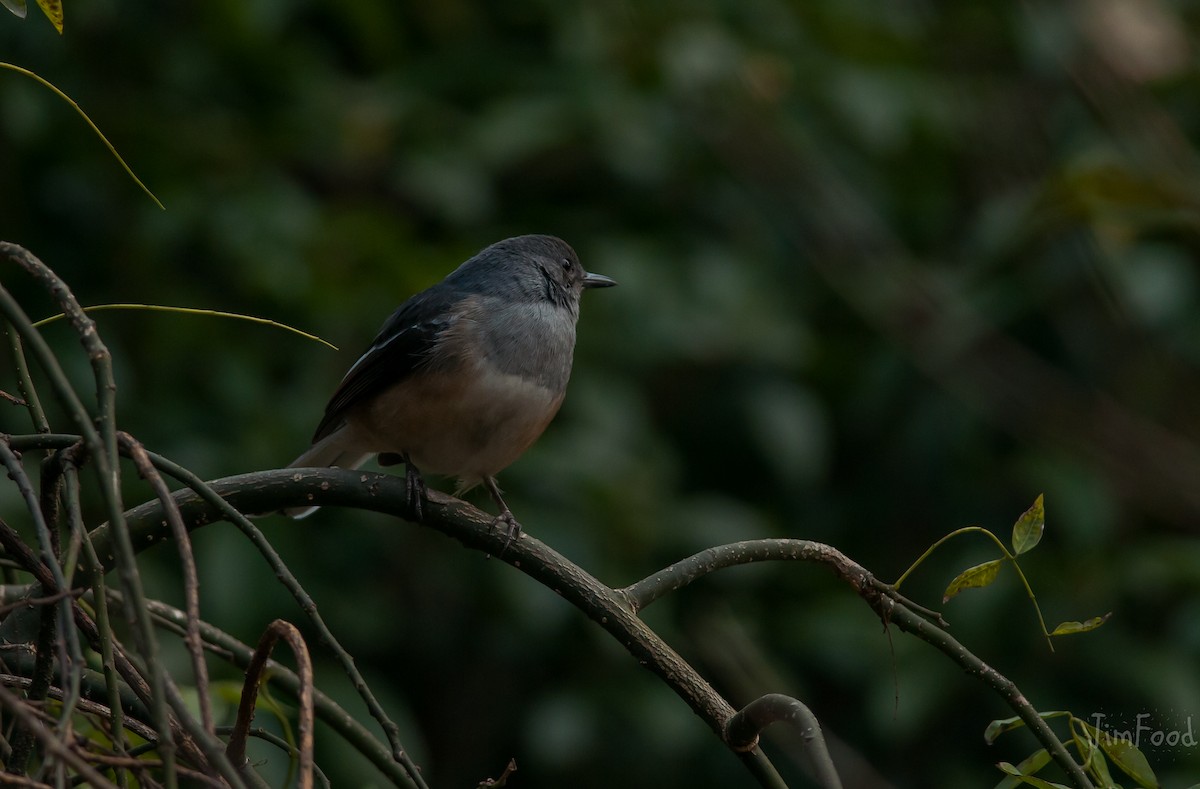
[[310, 287, 460, 442]]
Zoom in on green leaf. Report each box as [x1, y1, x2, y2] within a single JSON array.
[[1049, 613, 1112, 637], [944, 558, 1004, 602], [994, 749, 1053, 788], [1012, 494, 1045, 555], [995, 763, 1071, 788], [986, 712, 1072, 745], [1099, 736, 1159, 789], [1014, 748, 1052, 776], [1077, 733, 1115, 787], [986, 715, 1028, 745], [1, 0, 27, 19]]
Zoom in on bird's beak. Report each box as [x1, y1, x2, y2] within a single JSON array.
[[583, 272, 617, 289]]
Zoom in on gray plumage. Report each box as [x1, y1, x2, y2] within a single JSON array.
[[286, 234, 615, 532]]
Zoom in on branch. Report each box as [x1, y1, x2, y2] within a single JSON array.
[[23, 453, 787, 785], [0, 512, 216, 778], [1, 242, 189, 787], [120, 433, 213, 735], [0, 682, 120, 788], [138, 595, 421, 789], [5, 434, 429, 789], [628, 538, 1094, 789], [621, 539, 946, 626], [225, 620, 314, 789], [726, 694, 842, 789], [5, 434, 1092, 787]]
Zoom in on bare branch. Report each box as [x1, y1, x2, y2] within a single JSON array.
[[5, 434, 1095, 788], [120, 433, 213, 735], [139, 595, 421, 789], [726, 694, 842, 789], [0, 682, 119, 788], [226, 620, 314, 789]]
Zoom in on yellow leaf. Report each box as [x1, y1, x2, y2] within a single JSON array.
[[36, 0, 61, 33], [1011, 494, 1045, 556], [943, 558, 1003, 603], [1048, 613, 1111, 636]]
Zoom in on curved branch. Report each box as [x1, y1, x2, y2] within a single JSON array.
[[226, 620, 314, 789], [139, 596, 420, 789], [1, 243, 199, 787], [621, 540, 863, 613], [4, 433, 1092, 787], [5, 448, 787, 784], [622, 539, 947, 626], [121, 433, 213, 735], [628, 538, 1093, 789], [727, 694, 842, 789]]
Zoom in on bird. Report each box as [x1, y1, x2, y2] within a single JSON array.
[[285, 234, 616, 543]]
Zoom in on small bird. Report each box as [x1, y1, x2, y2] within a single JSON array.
[[286, 235, 616, 541]]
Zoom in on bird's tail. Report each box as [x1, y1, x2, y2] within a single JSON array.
[[284, 430, 372, 519]]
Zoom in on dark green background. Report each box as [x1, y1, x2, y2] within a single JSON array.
[[4, 1, 1200, 786]]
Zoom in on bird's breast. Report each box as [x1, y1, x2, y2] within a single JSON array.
[[348, 355, 566, 481]]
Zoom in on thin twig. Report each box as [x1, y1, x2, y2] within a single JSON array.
[[135, 595, 422, 789], [0, 446, 83, 776], [0, 388, 28, 406], [0, 672, 159, 742], [3, 320, 49, 431], [72, 753, 226, 789], [121, 451, 430, 789], [226, 620, 314, 789], [119, 433, 213, 735], [0, 242, 180, 786], [37, 451, 89, 756], [0, 772, 53, 787], [68, 449, 133, 788], [0, 512, 213, 777], [0, 588, 84, 618], [0, 682, 119, 788], [216, 727, 332, 789]]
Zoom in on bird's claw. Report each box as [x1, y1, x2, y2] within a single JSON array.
[[491, 510, 522, 554], [403, 459, 427, 522]]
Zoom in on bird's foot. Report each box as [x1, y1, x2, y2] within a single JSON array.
[[401, 456, 427, 522], [482, 476, 521, 553], [490, 509, 522, 552]]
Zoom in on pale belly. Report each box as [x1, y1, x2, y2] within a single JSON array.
[[345, 362, 565, 483]]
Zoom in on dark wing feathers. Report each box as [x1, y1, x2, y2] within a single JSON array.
[[310, 286, 460, 442]]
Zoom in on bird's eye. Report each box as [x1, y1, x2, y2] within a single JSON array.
[[561, 257, 573, 271]]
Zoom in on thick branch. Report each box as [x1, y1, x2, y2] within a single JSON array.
[[7, 451, 784, 784], [4, 434, 1092, 787]]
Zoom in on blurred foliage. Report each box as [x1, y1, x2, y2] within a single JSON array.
[[4, 0, 1200, 786]]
